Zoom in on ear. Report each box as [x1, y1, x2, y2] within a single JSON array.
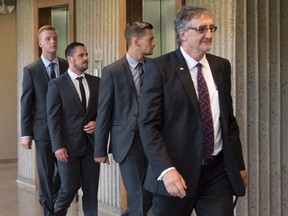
[[67, 56, 73, 64], [38, 41, 43, 48], [179, 29, 187, 42], [132, 36, 140, 47]]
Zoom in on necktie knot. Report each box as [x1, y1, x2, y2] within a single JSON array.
[[49, 63, 56, 79], [76, 76, 83, 83], [196, 63, 202, 75]]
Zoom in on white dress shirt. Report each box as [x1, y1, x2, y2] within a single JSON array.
[[67, 69, 90, 109]]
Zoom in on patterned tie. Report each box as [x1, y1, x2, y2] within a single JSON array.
[[49, 63, 56, 79], [196, 63, 214, 159], [137, 62, 144, 92], [76, 77, 86, 111]]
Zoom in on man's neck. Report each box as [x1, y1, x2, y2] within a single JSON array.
[[127, 49, 144, 62], [42, 52, 57, 62]]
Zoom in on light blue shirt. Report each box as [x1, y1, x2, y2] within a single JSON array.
[[126, 53, 144, 96], [41, 55, 60, 79]]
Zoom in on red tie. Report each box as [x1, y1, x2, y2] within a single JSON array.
[[196, 63, 214, 159]]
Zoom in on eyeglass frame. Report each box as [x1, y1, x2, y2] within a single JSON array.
[[186, 25, 217, 34]]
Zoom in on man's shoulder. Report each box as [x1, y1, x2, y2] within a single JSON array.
[[206, 53, 230, 64], [85, 73, 101, 82], [57, 57, 68, 65], [24, 59, 43, 71], [103, 56, 127, 71]]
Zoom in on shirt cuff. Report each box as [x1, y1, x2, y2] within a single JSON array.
[[157, 167, 176, 181]]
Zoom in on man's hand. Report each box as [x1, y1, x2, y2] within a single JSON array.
[[163, 169, 187, 198], [240, 170, 248, 188], [55, 148, 69, 163], [84, 121, 96, 134], [94, 156, 110, 165], [21, 137, 33, 150]]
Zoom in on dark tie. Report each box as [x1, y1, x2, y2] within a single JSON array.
[[196, 63, 214, 159], [137, 62, 144, 92], [49, 63, 56, 79], [76, 77, 86, 111]]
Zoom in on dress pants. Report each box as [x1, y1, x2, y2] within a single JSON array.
[[54, 144, 100, 216], [152, 152, 234, 216], [119, 131, 153, 216], [35, 140, 61, 216]]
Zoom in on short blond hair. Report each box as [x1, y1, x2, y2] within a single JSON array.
[[38, 25, 57, 40]]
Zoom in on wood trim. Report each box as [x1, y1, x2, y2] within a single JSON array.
[[119, 0, 127, 57], [37, 0, 72, 8]]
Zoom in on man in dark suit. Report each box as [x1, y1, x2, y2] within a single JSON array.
[[139, 6, 248, 216], [20, 25, 68, 216], [47, 42, 100, 216], [94, 21, 156, 216]]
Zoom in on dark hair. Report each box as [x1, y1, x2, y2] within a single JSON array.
[[38, 25, 57, 40], [65, 42, 85, 58], [124, 21, 154, 46], [175, 6, 212, 46]]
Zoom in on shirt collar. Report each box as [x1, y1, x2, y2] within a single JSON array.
[[126, 53, 144, 69], [41, 55, 59, 67], [180, 47, 209, 70], [68, 69, 86, 80]]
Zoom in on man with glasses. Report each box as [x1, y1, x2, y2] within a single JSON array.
[[139, 6, 248, 216], [94, 21, 155, 216]]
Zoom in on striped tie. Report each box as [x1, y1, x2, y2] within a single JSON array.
[[137, 62, 144, 92]]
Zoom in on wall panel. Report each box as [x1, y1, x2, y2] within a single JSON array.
[[16, 0, 37, 187]]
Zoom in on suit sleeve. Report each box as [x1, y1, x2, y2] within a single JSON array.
[[139, 60, 174, 176], [94, 68, 114, 158], [225, 60, 246, 171], [46, 80, 65, 152], [20, 67, 34, 137]]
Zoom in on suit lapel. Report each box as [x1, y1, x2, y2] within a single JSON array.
[[122, 56, 138, 99], [174, 49, 200, 115], [63, 72, 85, 111], [37, 59, 50, 82], [85, 75, 96, 113], [58, 58, 67, 75], [206, 54, 228, 123], [206, 54, 222, 93]]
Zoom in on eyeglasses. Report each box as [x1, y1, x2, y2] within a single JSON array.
[[186, 25, 217, 34]]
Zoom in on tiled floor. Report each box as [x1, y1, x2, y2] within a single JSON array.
[[0, 162, 118, 216]]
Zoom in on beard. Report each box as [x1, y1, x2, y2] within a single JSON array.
[[73, 61, 88, 72]]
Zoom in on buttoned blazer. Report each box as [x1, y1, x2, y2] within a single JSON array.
[[21, 58, 68, 140], [94, 56, 141, 163], [139, 48, 246, 197], [46, 72, 100, 157]]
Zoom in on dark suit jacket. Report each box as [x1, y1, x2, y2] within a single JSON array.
[[139, 49, 246, 197], [94, 56, 141, 163], [21, 58, 68, 140], [46, 72, 100, 157]]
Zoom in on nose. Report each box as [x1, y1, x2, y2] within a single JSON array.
[[205, 29, 213, 38]]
